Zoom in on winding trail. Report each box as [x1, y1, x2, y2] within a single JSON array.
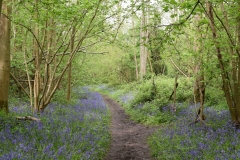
[[103, 95, 158, 160]]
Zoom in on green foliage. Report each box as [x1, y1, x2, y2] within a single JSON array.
[[51, 87, 79, 106], [175, 77, 193, 102], [205, 85, 227, 110], [73, 42, 131, 86], [131, 76, 193, 107], [95, 76, 193, 125], [126, 101, 174, 125], [96, 74, 227, 126]]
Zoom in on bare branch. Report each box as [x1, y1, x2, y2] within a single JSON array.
[[81, 51, 108, 55], [17, 116, 40, 122], [169, 58, 189, 78], [10, 72, 30, 98], [212, 5, 240, 58], [2, 13, 44, 54]]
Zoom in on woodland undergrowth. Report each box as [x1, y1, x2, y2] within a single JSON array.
[[0, 87, 110, 160], [95, 76, 239, 160]]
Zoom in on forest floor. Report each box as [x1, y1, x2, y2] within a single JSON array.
[[102, 95, 158, 160]]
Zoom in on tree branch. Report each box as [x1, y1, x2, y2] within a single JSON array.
[[10, 72, 30, 98], [169, 58, 189, 78], [16, 116, 40, 122], [212, 5, 240, 58], [1, 13, 44, 54], [155, 0, 200, 28]]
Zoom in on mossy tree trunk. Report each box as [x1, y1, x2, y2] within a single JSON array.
[[0, 1, 11, 113], [193, 14, 205, 121]]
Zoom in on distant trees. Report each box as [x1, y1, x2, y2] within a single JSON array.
[[0, 0, 11, 113]]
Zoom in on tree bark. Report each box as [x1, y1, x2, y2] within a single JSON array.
[[206, 1, 240, 125], [132, 16, 139, 80], [0, 2, 11, 113], [0, 0, 2, 14], [66, 22, 76, 102], [140, 0, 148, 80], [33, 0, 41, 112], [173, 75, 178, 111], [23, 31, 33, 107], [193, 14, 205, 121], [17, 116, 40, 122], [235, 1, 240, 124]]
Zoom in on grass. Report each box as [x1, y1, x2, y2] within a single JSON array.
[[0, 87, 111, 160]]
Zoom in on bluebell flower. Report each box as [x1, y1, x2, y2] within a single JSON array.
[[57, 145, 66, 155]]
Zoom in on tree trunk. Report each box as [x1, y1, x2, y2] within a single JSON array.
[[140, 0, 148, 80], [66, 23, 76, 102], [193, 14, 205, 121], [0, 2, 11, 113], [235, 1, 240, 124], [206, 1, 240, 126], [132, 16, 139, 80], [172, 75, 178, 112], [29, 0, 102, 112], [33, 0, 41, 112], [220, 2, 240, 123], [0, 0, 2, 14], [24, 32, 33, 108]]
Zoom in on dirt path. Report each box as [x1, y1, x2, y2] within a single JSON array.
[[103, 95, 158, 160]]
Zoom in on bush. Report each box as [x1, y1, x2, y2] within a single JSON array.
[[205, 85, 227, 110]]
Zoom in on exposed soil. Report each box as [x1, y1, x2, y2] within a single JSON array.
[[102, 95, 158, 160]]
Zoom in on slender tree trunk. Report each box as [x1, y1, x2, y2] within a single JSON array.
[[132, 16, 139, 80], [33, 0, 41, 112], [0, 2, 11, 113], [24, 32, 33, 108], [45, 18, 54, 102], [206, 1, 240, 125], [66, 23, 76, 102], [41, 17, 53, 107], [220, 2, 240, 121], [66, 62, 72, 101], [148, 53, 153, 74], [32, 0, 102, 112], [172, 75, 178, 112], [134, 52, 139, 80], [140, 0, 148, 80]]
